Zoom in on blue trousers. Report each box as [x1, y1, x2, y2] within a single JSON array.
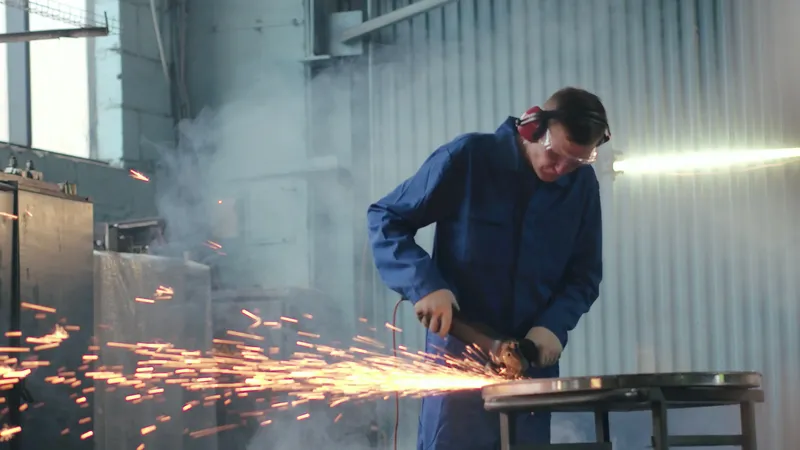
[[417, 333, 558, 450], [417, 390, 551, 450]]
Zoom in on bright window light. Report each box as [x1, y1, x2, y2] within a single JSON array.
[[612, 148, 800, 175], [29, 0, 91, 158]]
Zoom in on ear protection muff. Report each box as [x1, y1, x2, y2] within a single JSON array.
[[515, 106, 611, 146], [516, 106, 545, 142]]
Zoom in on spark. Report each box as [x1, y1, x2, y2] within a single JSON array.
[[385, 323, 402, 332], [241, 309, 262, 328], [26, 325, 69, 345], [226, 330, 263, 341], [129, 169, 149, 182], [0, 212, 17, 220], [20, 302, 56, 314], [189, 424, 239, 439], [0, 348, 29, 353], [155, 286, 174, 300], [0, 425, 21, 441]]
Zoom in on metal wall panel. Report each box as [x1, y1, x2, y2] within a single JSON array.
[[359, 0, 799, 448], [16, 187, 94, 450], [93, 252, 218, 450]]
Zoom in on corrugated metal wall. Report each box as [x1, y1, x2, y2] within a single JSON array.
[[360, 0, 800, 448]]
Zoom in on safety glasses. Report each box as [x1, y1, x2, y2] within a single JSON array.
[[540, 128, 604, 166]]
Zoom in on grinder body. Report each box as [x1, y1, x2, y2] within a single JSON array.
[[447, 311, 540, 379]]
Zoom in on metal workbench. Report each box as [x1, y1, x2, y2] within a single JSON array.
[[482, 372, 763, 450]]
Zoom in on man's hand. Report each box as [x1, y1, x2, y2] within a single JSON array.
[[526, 326, 563, 367], [414, 289, 455, 338]]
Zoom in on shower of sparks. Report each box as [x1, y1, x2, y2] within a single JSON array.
[[129, 169, 150, 182], [78, 333, 501, 406], [0, 298, 506, 443]]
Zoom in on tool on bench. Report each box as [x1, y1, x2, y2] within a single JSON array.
[[448, 310, 541, 379]]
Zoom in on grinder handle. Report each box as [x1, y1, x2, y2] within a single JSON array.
[[447, 310, 502, 357]]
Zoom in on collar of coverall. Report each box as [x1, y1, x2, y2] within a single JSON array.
[[497, 117, 570, 188]]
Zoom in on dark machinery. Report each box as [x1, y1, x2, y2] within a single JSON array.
[[94, 216, 166, 253], [448, 311, 540, 379], [482, 371, 764, 450], [0, 174, 94, 450]]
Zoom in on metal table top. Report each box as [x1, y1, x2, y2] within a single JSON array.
[[482, 371, 762, 400]]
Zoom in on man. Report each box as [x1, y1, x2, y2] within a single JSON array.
[[367, 87, 609, 449]]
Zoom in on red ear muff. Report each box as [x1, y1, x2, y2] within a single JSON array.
[[516, 106, 542, 142]]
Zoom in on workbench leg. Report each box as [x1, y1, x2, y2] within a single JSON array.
[[499, 412, 515, 450], [594, 410, 611, 443], [739, 401, 757, 450], [651, 402, 669, 450]]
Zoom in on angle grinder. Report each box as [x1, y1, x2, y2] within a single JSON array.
[[447, 310, 540, 379]]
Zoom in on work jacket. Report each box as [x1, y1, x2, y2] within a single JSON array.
[[367, 117, 603, 449]]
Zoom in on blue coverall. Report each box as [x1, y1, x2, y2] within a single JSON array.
[[367, 117, 603, 450]]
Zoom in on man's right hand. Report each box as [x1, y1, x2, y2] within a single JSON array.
[[414, 289, 455, 338]]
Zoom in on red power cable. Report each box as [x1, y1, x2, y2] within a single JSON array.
[[360, 236, 405, 450], [391, 297, 403, 450]]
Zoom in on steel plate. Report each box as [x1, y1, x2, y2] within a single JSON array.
[[482, 372, 762, 400]]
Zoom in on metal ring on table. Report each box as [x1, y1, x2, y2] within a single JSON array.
[[483, 388, 646, 412], [482, 372, 762, 400]]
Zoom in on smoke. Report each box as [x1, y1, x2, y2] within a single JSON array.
[[142, 0, 800, 449], [152, 108, 221, 261]]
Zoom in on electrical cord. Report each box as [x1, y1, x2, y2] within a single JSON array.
[[358, 236, 404, 450], [390, 297, 403, 450]]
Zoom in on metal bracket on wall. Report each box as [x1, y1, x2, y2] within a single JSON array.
[[329, 11, 364, 57], [0, 12, 110, 43], [338, 0, 462, 44]]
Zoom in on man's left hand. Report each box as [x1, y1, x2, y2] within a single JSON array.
[[526, 327, 563, 367]]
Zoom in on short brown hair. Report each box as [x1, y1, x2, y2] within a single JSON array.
[[543, 87, 609, 146]]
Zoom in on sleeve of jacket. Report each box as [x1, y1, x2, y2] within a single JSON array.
[[366, 138, 468, 303], [534, 176, 603, 345]]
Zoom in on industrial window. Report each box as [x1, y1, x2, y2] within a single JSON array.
[[0, 4, 9, 143], [29, 0, 90, 158]]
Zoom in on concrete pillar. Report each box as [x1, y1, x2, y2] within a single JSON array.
[[5, 5, 30, 147]]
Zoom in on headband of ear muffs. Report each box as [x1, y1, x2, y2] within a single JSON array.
[[515, 106, 611, 146]]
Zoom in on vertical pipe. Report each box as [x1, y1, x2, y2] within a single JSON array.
[[86, 0, 98, 159], [9, 186, 20, 450], [22, 1, 30, 147]]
